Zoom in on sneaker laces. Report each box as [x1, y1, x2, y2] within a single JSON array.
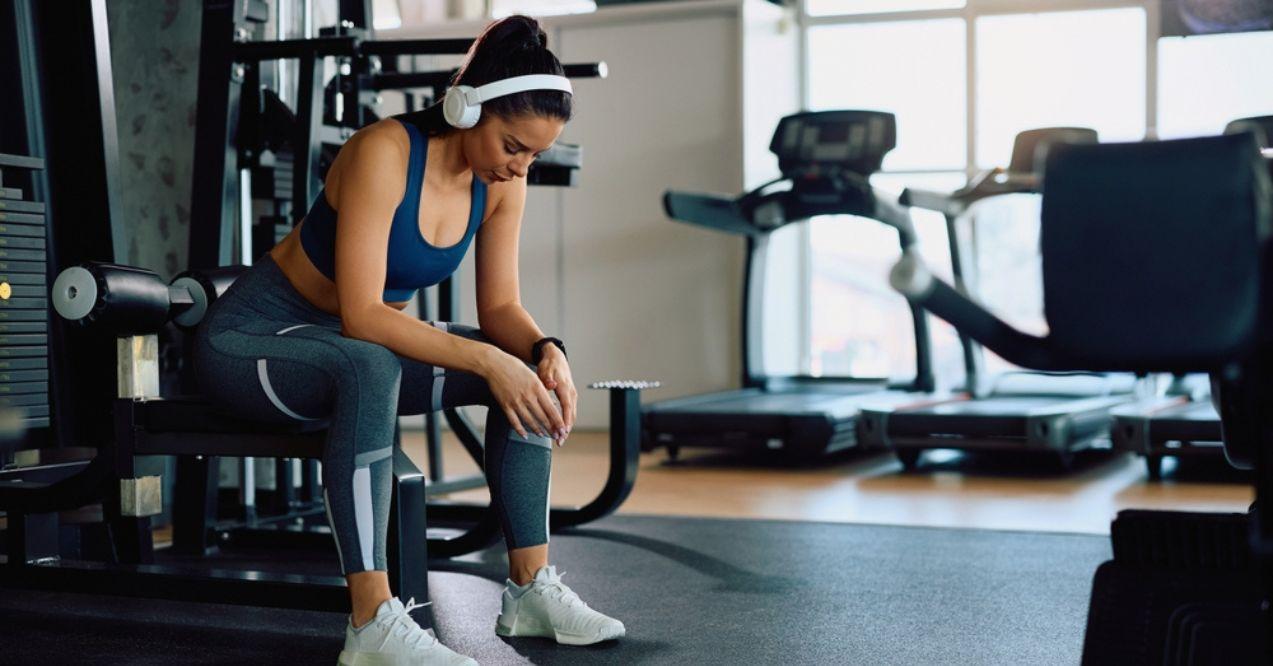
[[378, 597, 438, 649], [532, 569, 587, 609]]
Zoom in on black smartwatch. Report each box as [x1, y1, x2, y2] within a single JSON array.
[[531, 337, 566, 364]]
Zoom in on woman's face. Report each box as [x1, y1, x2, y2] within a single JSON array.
[[463, 113, 566, 185]]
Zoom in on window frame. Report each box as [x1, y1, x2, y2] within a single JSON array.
[[796, 0, 1161, 379], [800, 0, 1160, 184]]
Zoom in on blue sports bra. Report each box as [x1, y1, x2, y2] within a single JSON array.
[[299, 117, 487, 303]]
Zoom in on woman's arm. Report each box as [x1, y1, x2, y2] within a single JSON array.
[[474, 177, 549, 363], [475, 178, 577, 434], [333, 124, 499, 377]]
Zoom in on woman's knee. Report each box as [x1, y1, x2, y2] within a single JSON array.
[[339, 340, 403, 383], [328, 341, 403, 413]]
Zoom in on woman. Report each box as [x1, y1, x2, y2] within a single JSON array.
[[193, 15, 623, 665]]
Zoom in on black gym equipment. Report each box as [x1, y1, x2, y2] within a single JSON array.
[[0, 0, 649, 632], [1111, 394, 1223, 481], [1109, 115, 1273, 481], [857, 127, 1152, 472], [0, 151, 50, 436], [891, 131, 1273, 663], [0, 0, 127, 567], [642, 110, 952, 461]]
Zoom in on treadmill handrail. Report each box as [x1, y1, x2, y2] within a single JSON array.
[[900, 169, 1040, 220], [662, 190, 755, 236], [664, 176, 916, 242], [867, 187, 919, 248]]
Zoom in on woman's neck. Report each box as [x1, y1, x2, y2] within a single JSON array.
[[428, 131, 471, 186]]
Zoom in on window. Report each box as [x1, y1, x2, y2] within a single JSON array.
[[1157, 31, 1273, 139], [372, 0, 403, 30], [965, 194, 1047, 376], [807, 19, 967, 171], [807, 172, 966, 383], [491, 0, 596, 19], [975, 8, 1147, 167], [803, 2, 1163, 380], [809, 216, 913, 379], [807, 0, 965, 18]]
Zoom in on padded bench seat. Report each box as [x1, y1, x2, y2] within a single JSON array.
[[126, 395, 331, 459]]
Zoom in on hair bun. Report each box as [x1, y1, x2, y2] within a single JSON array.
[[500, 15, 548, 50]]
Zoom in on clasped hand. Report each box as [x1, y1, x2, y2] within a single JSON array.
[[484, 346, 576, 446]]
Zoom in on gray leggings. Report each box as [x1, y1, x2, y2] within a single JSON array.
[[191, 254, 552, 575]]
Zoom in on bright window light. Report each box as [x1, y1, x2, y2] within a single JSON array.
[[966, 193, 1048, 375], [491, 0, 596, 18], [810, 216, 914, 378], [1158, 31, 1273, 139], [808, 173, 964, 381], [975, 8, 1147, 168], [807, 0, 965, 18], [373, 0, 402, 30], [808, 19, 967, 171]]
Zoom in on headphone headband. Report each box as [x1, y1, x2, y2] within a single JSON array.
[[462, 74, 573, 105], [443, 74, 573, 129]]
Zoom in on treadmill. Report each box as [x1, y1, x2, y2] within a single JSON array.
[[1111, 391, 1222, 481], [642, 110, 953, 461], [858, 127, 1147, 471], [1109, 115, 1273, 480]]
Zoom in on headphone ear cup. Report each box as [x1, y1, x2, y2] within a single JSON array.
[[458, 102, 481, 129], [443, 85, 481, 129]]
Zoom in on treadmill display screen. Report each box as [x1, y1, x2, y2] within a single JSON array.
[[770, 111, 896, 174]]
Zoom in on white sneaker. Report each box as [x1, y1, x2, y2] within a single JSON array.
[[338, 597, 478, 666], [495, 566, 625, 646]]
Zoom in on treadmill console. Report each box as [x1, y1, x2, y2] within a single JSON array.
[[665, 110, 905, 235], [769, 110, 896, 178]]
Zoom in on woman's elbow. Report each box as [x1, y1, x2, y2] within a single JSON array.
[[339, 304, 385, 341]]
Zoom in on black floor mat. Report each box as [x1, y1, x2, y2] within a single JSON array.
[[0, 514, 1109, 665]]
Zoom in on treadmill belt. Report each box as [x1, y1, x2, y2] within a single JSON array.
[[910, 395, 1130, 417], [887, 395, 1132, 445], [651, 386, 883, 418]]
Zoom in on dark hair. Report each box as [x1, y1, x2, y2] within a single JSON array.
[[451, 15, 573, 125], [401, 16, 572, 136]]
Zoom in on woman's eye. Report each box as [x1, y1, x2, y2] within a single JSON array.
[[504, 145, 518, 155]]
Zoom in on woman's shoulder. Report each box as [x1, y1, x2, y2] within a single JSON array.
[[344, 118, 412, 160], [326, 119, 411, 202]]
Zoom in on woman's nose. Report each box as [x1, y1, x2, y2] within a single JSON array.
[[509, 155, 533, 178]]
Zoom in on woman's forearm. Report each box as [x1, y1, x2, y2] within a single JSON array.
[[478, 302, 547, 364], [342, 303, 497, 376]]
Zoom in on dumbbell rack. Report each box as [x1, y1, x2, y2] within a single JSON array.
[[0, 153, 51, 432]]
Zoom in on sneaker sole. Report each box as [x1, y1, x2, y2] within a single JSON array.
[[495, 615, 625, 646], [339, 650, 476, 666], [338, 650, 396, 666]]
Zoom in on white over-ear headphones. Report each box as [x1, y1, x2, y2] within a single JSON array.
[[442, 74, 573, 129]]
